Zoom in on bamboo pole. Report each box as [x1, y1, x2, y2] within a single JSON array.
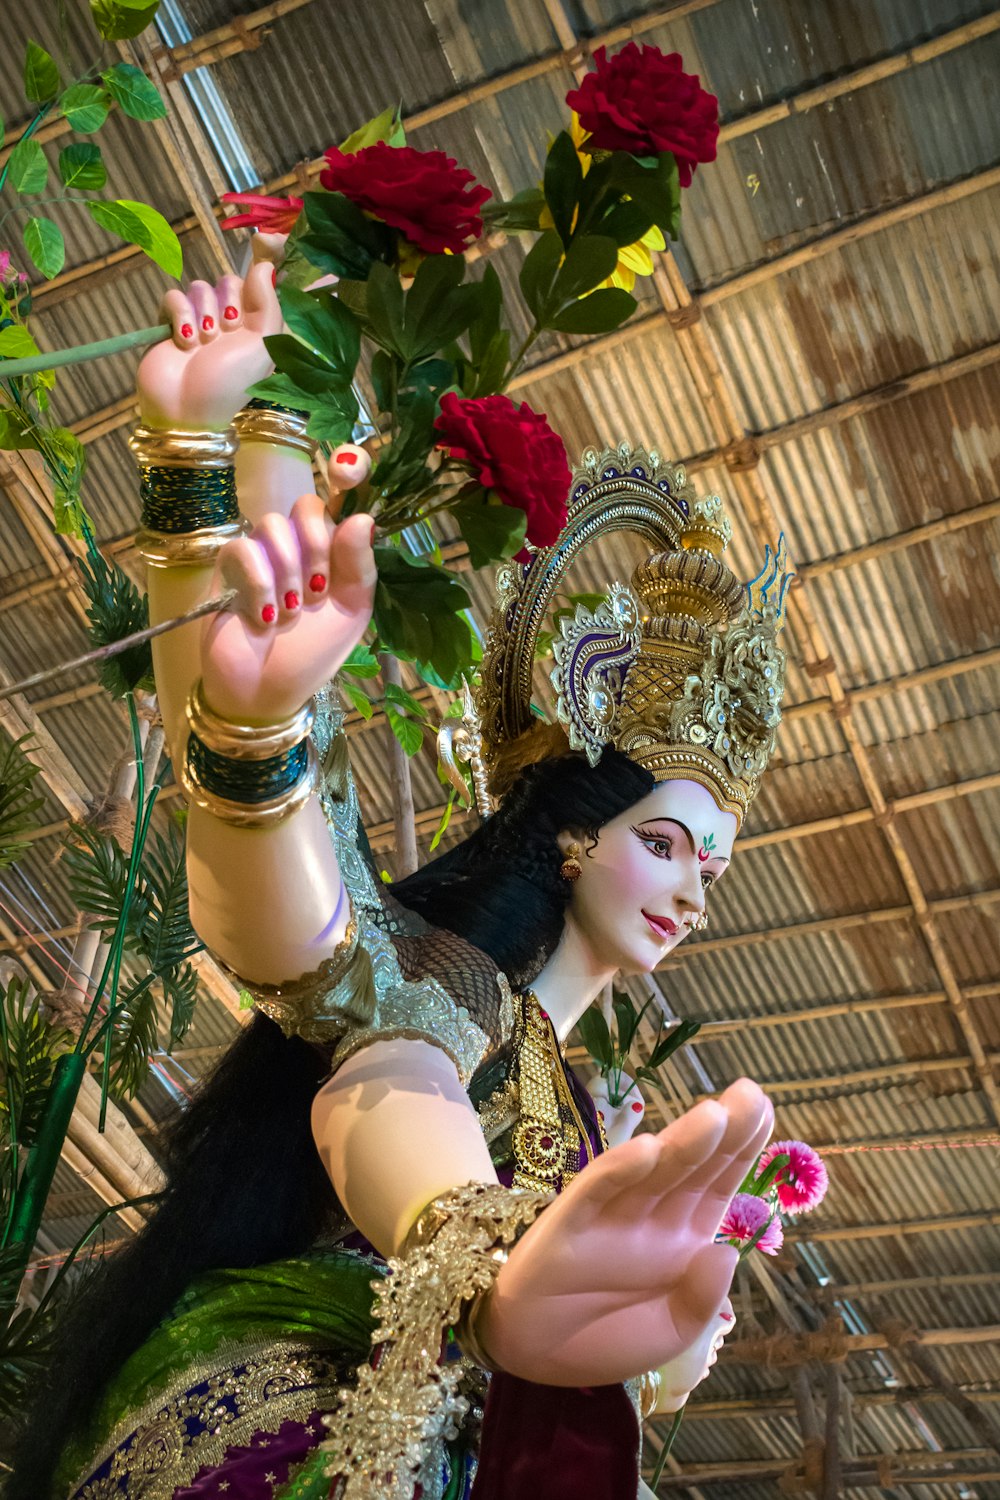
[[650, 1448, 1000, 1489], [682, 1387, 1000, 1421], [787, 644, 1000, 722], [814, 1270, 1000, 1298], [693, 1051, 995, 1099], [723, 1323, 1000, 1361], [782, 1215, 1000, 1246], [379, 655, 419, 878], [59, 1136, 147, 1232]]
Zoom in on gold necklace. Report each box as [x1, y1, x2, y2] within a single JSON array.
[[511, 990, 602, 1193]]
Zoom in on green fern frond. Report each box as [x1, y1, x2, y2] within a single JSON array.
[[62, 825, 148, 950], [108, 975, 159, 1100], [75, 550, 154, 700], [163, 962, 198, 1050], [138, 824, 198, 975], [0, 976, 72, 1149], [0, 735, 45, 870]]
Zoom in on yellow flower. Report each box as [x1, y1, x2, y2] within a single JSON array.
[[541, 114, 665, 292]]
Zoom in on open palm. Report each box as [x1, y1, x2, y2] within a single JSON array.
[[482, 1078, 772, 1386]]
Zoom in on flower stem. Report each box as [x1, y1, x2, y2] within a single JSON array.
[[505, 323, 542, 386], [0, 323, 170, 380], [649, 1408, 685, 1491]]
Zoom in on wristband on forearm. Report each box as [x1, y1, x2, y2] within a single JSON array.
[[130, 424, 244, 566], [322, 1182, 551, 1498], [179, 677, 319, 828]]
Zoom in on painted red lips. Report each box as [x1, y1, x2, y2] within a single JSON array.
[[642, 910, 678, 940]]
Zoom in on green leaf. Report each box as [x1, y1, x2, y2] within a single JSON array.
[[547, 287, 636, 336], [598, 198, 657, 248], [58, 141, 107, 189], [23, 217, 65, 279], [101, 61, 166, 120], [90, 0, 160, 41], [483, 187, 545, 233], [74, 547, 153, 696], [304, 386, 358, 445], [342, 681, 374, 719], [615, 152, 681, 238], [23, 42, 60, 103], [0, 326, 39, 359], [576, 1004, 614, 1071], [551, 234, 619, 304], [63, 825, 147, 949], [372, 546, 475, 689], [451, 495, 527, 569], [365, 260, 406, 356], [60, 82, 111, 133], [0, 736, 45, 869], [383, 681, 427, 719], [108, 977, 159, 1098], [518, 231, 562, 320], [544, 129, 583, 247], [278, 285, 360, 380], [403, 254, 483, 361], [164, 962, 197, 1049], [45, 427, 90, 539], [7, 139, 47, 194], [300, 191, 393, 281], [87, 199, 182, 278], [0, 976, 71, 1150], [139, 824, 198, 974], [612, 991, 641, 1054], [429, 787, 456, 853], [384, 705, 424, 757], [244, 371, 309, 408], [262, 333, 338, 395], [339, 104, 405, 153], [0, 409, 40, 452], [468, 263, 503, 362], [646, 1017, 701, 1070], [341, 643, 380, 679]]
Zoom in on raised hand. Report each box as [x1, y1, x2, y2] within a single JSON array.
[[201, 495, 376, 724], [137, 261, 281, 431], [481, 1078, 772, 1387]]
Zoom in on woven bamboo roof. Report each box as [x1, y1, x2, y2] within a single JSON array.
[[1, 0, 999, 1493]]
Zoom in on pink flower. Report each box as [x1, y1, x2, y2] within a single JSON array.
[[757, 1140, 828, 1214], [0, 250, 11, 281], [718, 1193, 784, 1256], [220, 192, 304, 234]]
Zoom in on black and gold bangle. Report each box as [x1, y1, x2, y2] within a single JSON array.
[[179, 680, 319, 827], [129, 425, 245, 565]]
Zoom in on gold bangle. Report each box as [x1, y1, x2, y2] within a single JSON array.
[[638, 1367, 662, 1419], [233, 405, 317, 458], [187, 678, 316, 760], [129, 424, 238, 468], [136, 520, 246, 567], [180, 736, 320, 827]]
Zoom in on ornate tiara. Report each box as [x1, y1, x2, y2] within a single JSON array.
[[442, 443, 791, 827]]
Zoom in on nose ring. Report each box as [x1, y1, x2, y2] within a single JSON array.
[[686, 911, 709, 932]]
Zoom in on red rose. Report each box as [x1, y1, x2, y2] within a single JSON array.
[[319, 143, 491, 256], [565, 43, 719, 187], [435, 393, 570, 550], [220, 192, 303, 233]]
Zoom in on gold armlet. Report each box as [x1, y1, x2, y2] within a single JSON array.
[[179, 679, 319, 828], [130, 425, 242, 566], [322, 1182, 551, 1498], [233, 403, 318, 459]]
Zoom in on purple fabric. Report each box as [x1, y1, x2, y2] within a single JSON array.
[[470, 1374, 640, 1500], [174, 1410, 327, 1498]]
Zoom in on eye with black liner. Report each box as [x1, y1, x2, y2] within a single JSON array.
[[631, 824, 673, 859]]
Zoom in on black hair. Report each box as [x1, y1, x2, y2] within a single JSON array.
[[9, 748, 652, 1497]]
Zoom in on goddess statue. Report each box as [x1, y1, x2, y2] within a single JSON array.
[[11, 262, 789, 1500]]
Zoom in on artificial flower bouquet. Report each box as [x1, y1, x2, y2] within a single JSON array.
[[220, 43, 719, 695]]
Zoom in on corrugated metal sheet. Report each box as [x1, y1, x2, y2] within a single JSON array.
[[2, 0, 999, 1488]]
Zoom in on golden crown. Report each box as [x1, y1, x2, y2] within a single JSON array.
[[467, 443, 792, 828]]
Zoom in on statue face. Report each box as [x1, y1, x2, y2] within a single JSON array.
[[562, 777, 737, 976]]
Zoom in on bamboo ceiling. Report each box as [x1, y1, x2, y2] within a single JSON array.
[[1, 0, 999, 1494]]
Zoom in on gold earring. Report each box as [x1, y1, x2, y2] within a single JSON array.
[[559, 842, 582, 882]]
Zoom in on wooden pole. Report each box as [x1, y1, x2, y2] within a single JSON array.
[[378, 655, 419, 878]]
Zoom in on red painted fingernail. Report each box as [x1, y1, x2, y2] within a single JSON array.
[[284, 590, 300, 610], [335, 450, 359, 465], [271, 268, 278, 288], [720, 1311, 735, 1322], [369, 522, 377, 546], [631, 1101, 643, 1113], [180, 323, 193, 339], [223, 304, 238, 320], [261, 603, 277, 623], [202, 315, 214, 330], [309, 573, 326, 593]]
